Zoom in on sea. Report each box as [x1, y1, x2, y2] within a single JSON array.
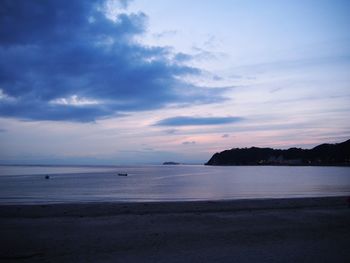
[[0, 165, 349, 204]]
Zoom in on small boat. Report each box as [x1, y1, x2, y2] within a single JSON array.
[[45, 175, 50, 179], [118, 173, 128, 176]]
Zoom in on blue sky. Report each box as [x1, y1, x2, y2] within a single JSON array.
[[0, 0, 349, 164]]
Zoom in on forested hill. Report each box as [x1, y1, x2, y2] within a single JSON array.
[[205, 139, 350, 166]]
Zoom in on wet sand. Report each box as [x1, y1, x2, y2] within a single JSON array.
[[0, 196, 349, 262]]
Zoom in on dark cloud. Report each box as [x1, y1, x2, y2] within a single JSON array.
[[155, 116, 243, 126], [0, 0, 226, 122]]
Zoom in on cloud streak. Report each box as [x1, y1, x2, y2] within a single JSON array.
[[0, 0, 226, 122], [155, 116, 243, 126], [182, 141, 196, 145]]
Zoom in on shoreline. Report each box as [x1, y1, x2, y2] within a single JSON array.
[[1, 196, 348, 218], [1, 196, 350, 262]]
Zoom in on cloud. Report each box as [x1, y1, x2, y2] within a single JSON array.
[[270, 87, 283, 93], [229, 74, 244, 79], [118, 0, 133, 9], [0, 0, 226, 122], [182, 141, 196, 145], [213, 75, 223, 81], [155, 116, 243, 126], [203, 35, 217, 49], [174, 52, 193, 63], [153, 30, 177, 39], [164, 129, 178, 134], [191, 46, 227, 61], [142, 147, 154, 151]]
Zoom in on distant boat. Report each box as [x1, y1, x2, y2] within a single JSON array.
[[118, 173, 128, 176], [45, 175, 50, 179]]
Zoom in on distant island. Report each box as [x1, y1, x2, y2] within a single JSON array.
[[163, 162, 180, 165], [205, 139, 350, 166]]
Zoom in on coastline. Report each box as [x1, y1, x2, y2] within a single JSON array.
[[1, 196, 350, 262], [0, 196, 348, 218]]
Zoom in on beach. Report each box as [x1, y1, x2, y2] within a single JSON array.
[[1, 196, 349, 262]]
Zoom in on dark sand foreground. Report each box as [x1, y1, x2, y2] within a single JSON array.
[[1, 197, 350, 262]]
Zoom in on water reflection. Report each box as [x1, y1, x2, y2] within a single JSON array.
[[0, 165, 349, 204]]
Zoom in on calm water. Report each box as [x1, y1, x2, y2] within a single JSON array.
[[0, 165, 349, 204]]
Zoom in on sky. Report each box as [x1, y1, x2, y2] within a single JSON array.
[[0, 0, 349, 165]]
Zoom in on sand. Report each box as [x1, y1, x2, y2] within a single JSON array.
[[0, 196, 349, 262]]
